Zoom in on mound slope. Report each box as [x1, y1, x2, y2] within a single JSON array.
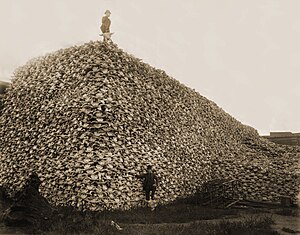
[[0, 41, 299, 211]]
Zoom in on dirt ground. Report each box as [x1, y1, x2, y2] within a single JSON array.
[[1, 194, 300, 235], [0, 208, 300, 235], [116, 209, 300, 235], [270, 213, 300, 235]]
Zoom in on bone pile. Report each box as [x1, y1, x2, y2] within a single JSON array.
[[0, 41, 299, 211]]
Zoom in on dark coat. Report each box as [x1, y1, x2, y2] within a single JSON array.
[[137, 171, 158, 191]]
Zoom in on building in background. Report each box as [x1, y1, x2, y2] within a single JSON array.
[[262, 132, 300, 146], [0, 80, 10, 94], [0, 80, 10, 110]]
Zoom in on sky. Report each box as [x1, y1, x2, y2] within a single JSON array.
[[0, 0, 299, 135]]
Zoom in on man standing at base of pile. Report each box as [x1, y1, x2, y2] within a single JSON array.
[[136, 165, 158, 209], [100, 10, 112, 42]]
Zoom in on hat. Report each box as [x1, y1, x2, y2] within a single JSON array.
[[105, 10, 111, 15]]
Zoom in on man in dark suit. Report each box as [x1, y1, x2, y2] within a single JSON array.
[[137, 165, 158, 208]]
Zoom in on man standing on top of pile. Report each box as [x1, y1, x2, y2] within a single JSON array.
[[100, 10, 113, 42], [136, 165, 158, 210]]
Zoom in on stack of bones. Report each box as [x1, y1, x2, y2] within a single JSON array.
[[0, 41, 299, 211]]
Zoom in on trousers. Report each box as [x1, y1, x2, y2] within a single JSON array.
[[145, 186, 156, 201]]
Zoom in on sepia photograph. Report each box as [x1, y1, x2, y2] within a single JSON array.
[[0, 0, 299, 234]]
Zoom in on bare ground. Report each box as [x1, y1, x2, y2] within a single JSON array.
[[1, 192, 299, 235]]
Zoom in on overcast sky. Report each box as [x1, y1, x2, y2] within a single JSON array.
[[0, 0, 299, 135]]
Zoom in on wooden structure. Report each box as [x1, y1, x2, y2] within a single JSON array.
[[199, 178, 241, 208]]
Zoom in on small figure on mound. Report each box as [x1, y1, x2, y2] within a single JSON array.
[[136, 165, 158, 210], [100, 10, 113, 42]]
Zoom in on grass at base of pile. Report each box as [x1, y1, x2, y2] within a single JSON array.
[[47, 211, 278, 235], [99, 203, 239, 224], [46, 205, 226, 233], [45, 199, 280, 235], [44, 207, 114, 235], [121, 216, 279, 235], [274, 208, 299, 217]]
